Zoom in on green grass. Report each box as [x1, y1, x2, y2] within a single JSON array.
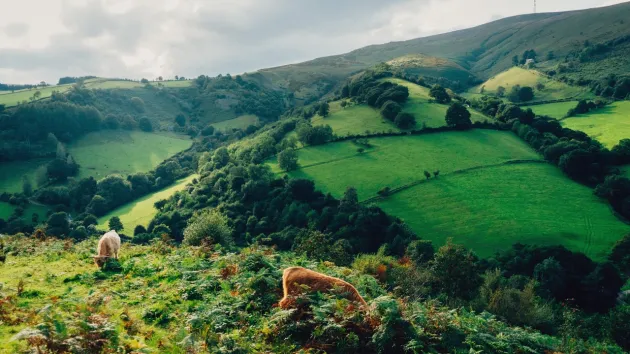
[[211, 114, 259, 132], [522, 101, 579, 119], [67, 131, 192, 181], [385, 78, 490, 128], [85, 80, 144, 89], [267, 130, 540, 200], [312, 101, 400, 136], [376, 163, 629, 260], [561, 101, 630, 148], [0, 201, 49, 221], [469, 67, 587, 102], [158, 80, 192, 88], [0, 85, 73, 106], [97, 174, 197, 234], [0, 158, 51, 193]]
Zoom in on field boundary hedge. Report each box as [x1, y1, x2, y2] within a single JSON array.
[[360, 159, 547, 204]]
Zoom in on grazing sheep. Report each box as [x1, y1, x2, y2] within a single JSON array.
[[93, 230, 121, 268], [279, 266, 367, 309]]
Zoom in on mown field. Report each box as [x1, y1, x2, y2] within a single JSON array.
[[522, 100, 579, 119], [562, 101, 630, 148], [312, 101, 401, 136], [377, 162, 628, 259], [68, 131, 192, 181], [211, 114, 259, 132], [469, 67, 588, 102], [267, 130, 541, 200], [385, 78, 489, 128], [97, 174, 197, 234]]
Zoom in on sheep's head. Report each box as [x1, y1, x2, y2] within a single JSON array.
[[93, 255, 109, 268]]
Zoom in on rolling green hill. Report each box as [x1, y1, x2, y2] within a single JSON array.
[[267, 130, 628, 259], [469, 67, 590, 102], [258, 2, 630, 99]]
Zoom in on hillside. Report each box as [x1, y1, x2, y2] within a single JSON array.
[[258, 2, 630, 99]]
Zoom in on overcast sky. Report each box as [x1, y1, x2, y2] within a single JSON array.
[[0, 0, 626, 84]]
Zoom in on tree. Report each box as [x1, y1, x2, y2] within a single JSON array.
[[518, 86, 535, 102], [317, 102, 330, 117], [183, 210, 233, 247], [341, 85, 350, 98], [429, 85, 451, 104], [512, 55, 519, 66], [134, 225, 147, 236], [340, 101, 347, 109], [339, 187, 359, 213], [158, 76, 163, 81], [140, 78, 149, 84], [508, 85, 522, 102], [610, 234, 630, 276], [394, 112, 416, 129], [46, 212, 70, 237], [380, 100, 402, 121], [424, 171, 431, 180], [174, 75, 179, 80], [445, 102, 472, 130], [278, 149, 299, 171], [130, 97, 145, 113], [138, 117, 153, 132], [496, 86, 506, 97], [22, 175, 33, 196], [546, 51, 555, 61], [175, 113, 186, 127], [108, 216, 123, 231], [406, 240, 435, 266], [430, 239, 481, 299]]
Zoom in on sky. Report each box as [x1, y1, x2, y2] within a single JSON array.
[[0, 0, 626, 84]]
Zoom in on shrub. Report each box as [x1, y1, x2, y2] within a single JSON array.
[[130, 97, 145, 112], [394, 112, 416, 129], [183, 209, 233, 247]]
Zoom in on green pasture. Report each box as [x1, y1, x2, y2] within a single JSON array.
[[97, 174, 197, 234], [267, 130, 540, 199], [312, 101, 401, 136], [377, 163, 628, 260], [67, 130, 192, 181], [385, 78, 490, 127], [469, 67, 588, 102], [0, 158, 51, 193], [0, 85, 73, 106], [0, 201, 49, 221], [522, 101, 579, 119], [562, 101, 630, 148], [211, 114, 259, 131]]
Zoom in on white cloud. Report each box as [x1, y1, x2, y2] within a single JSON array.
[[0, 0, 624, 84]]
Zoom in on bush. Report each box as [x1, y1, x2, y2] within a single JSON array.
[[278, 149, 299, 171], [380, 101, 402, 121], [183, 210, 233, 247], [130, 97, 145, 112], [394, 112, 416, 129]]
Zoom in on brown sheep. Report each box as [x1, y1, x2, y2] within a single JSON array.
[[93, 230, 121, 268], [279, 266, 367, 309]]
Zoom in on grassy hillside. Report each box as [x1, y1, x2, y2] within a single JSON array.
[[377, 162, 628, 259], [2, 237, 603, 353], [258, 2, 630, 98], [386, 54, 473, 83], [312, 101, 401, 136], [386, 78, 489, 127], [67, 131, 192, 181], [0, 158, 51, 193], [0, 202, 48, 221], [211, 114, 259, 132], [561, 101, 630, 148], [522, 100, 579, 119], [469, 67, 588, 102], [97, 174, 197, 234], [267, 130, 540, 200]]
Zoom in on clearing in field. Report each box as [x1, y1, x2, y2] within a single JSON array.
[[469, 67, 588, 102], [312, 101, 401, 136], [0, 158, 51, 193], [68, 130, 192, 181], [267, 129, 541, 199], [376, 163, 629, 260], [211, 114, 259, 131], [562, 101, 630, 148], [385, 78, 490, 128], [522, 101, 579, 119], [97, 174, 197, 234]]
